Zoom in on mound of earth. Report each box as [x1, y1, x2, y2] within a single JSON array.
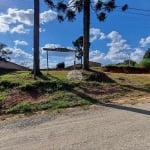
[[86, 71, 114, 83]]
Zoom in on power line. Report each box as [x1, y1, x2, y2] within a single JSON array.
[[117, 6, 150, 12], [115, 9, 150, 17], [125, 11, 150, 17], [126, 7, 150, 12]]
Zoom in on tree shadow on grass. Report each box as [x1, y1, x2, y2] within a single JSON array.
[[0, 69, 16, 76], [83, 69, 115, 83], [71, 89, 99, 104], [36, 73, 51, 80], [42, 71, 150, 116]]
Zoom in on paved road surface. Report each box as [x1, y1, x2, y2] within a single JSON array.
[[0, 103, 150, 150]]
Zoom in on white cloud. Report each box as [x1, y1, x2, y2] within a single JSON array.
[[88, 30, 144, 64], [130, 48, 144, 62], [90, 28, 106, 42], [0, 8, 34, 26], [14, 40, 28, 48], [8, 47, 33, 68], [10, 24, 30, 34], [0, 23, 9, 33], [42, 43, 61, 50], [89, 50, 105, 63], [139, 36, 150, 47], [65, 55, 75, 67], [42, 43, 61, 53], [0, 8, 33, 33], [41, 31, 146, 66], [0, 8, 57, 34], [9, 46, 57, 69], [39, 28, 46, 32], [106, 31, 131, 62], [40, 10, 57, 24]]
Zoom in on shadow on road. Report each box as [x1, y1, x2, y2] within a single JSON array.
[[49, 72, 150, 116], [100, 102, 150, 116], [71, 88, 150, 116]]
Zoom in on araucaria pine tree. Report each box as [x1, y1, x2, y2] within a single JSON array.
[[44, 0, 128, 70]]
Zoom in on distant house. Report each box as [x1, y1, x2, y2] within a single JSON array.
[[0, 60, 28, 71]]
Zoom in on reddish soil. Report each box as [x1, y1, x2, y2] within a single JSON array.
[[81, 86, 123, 96], [1, 90, 49, 109], [103, 66, 150, 74]]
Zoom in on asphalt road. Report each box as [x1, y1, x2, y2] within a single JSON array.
[[0, 102, 150, 150]]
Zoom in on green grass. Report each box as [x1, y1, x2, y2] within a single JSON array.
[[5, 102, 35, 114], [138, 59, 150, 68], [0, 69, 150, 114], [4, 91, 91, 114], [108, 73, 150, 85], [0, 92, 7, 102]]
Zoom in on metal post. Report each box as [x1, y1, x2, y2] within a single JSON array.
[[46, 50, 49, 74]]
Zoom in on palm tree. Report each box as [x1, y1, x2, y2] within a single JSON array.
[[33, 0, 41, 77]]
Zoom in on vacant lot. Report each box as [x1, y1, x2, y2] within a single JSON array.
[[0, 68, 150, 115], [0, 69, 150, 149]]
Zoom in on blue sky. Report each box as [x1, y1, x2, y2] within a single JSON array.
[[0, 0, 150, 68]]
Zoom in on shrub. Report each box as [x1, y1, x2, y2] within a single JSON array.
[[6, 102, 34, 114], [56, 62, 65, 69], [139, 59, 150, 68]]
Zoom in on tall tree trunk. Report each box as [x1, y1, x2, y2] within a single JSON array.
[[83, 0, 90, 70], [33, 0, 40, 76], [81, 56, 83, 69]]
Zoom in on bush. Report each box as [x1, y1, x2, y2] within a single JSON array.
[[139, 59, 150, 68], [6, 102, 34, 114], [56, 62, 65, 69]]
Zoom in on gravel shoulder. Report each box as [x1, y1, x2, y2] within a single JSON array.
[[0, 102, 150, 150]]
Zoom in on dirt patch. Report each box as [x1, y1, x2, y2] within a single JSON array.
[[81, 86, 123, 97], [1, 90, 50, 109]]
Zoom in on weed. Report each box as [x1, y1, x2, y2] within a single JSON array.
[[6, 102, 35, 114]]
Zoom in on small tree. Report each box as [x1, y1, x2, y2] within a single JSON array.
[[0, 43, 12, 61], [138, 48, 150, 68], [139, 59, 150, 68], [123, 60, 136, 66], [143, 48, 150, 59], [72, 36, 83, 68], [56, 62, 65, 69]]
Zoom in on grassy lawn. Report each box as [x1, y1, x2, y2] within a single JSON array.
[[0, 68, 150, 114]]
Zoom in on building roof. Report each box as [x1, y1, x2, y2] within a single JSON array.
[[0, 60, 28, 71]]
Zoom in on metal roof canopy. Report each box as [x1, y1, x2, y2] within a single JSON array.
[[43, 47, 77, 70], [43, 47, 76, 52]]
